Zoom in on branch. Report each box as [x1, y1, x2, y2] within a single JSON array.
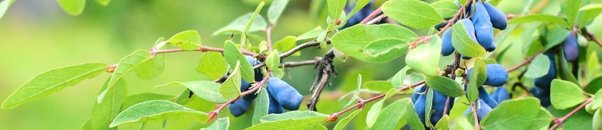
[[549, 97, 594, 130], [359, 7, 383, 24], [581, 28, 602, 48], [307, 51, 336, 111], [505, 50, 543, 72], [528, 0, 549, 14], [153, 46, 255, 56], [207, 77, 270, 122], [326, 80, 426, 122], [471, 103, 481, 130]]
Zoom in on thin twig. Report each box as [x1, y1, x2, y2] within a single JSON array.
[[505, 50, 543, 72], [471, 103, 481, 130], [359, 7, 382, 24], [266, 25, 274, 51], [549, 98, 593, 130], [529, 0, 549, 14], [581, 28, 602, 48], [207, 77, 270, 122]]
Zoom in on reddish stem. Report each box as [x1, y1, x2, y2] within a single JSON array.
[[548, 98, 593, 130]]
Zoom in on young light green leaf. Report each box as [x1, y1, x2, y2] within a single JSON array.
[[156, 81, 226, 103], [110, 100, 208, 127], [587, 89, 602, 112], [197, 52, 228, 80], [406, 36, 441, 76], [166, 30, 201, 50], [366, 100, 384, 128], [267, 0, 289, 24], [213, 13, 267, 36], [95, 0, 110, 6], [88, 78, 127, 130], [297, 27, 324, 41], [265, 51, 281, 74], [363, 81, 393, 93], [326, 0, 346, 20], [509, 14, 570, 28], [332, 24, 417, 63], [1, 63, 107, 109], [578, 4, 602, 26], [467, 58, 486, 103], [273, 36, 297, 53], [390, 66, 411, 89], [202, 117, 229, 130], [135, 54, 165, 79], [57, 0, 86, 16], [220, 61, 242, 100], [561, 0, 582, 26], [430, 0, 459, 18], [364, 38, 408, 58], [526, 107, 553, 130], [551, 79, 586, 109], [382, 0, 444, 29], [121, 93, 174, 109], [594, 109, 602, 130], [98, 50, 153, 103], [452, 20, 486, 57], [424, 75, 464, 97], [525, 54, 551, 78], [0, 0, 15, 19], [252, 88, 269, 125], [369, 99, 411, 130], [223, 41, 255, 82], [333, 110, 360, 130], [480, 98, 541, 130], [248, 111, 328, 130], [434, 115, 450, 130]]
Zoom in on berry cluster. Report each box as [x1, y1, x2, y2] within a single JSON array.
[[229, 56, 303, 116], [441, 0, 507, 56]]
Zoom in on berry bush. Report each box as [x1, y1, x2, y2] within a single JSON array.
[[2, 0, 602, 129]]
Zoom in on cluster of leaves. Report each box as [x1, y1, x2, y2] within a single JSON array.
[[2, 0, 602, 130]]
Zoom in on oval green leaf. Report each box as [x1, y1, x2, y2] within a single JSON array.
[[382, 0, 444, 29], [332, 24, 416, 63], [424, 75, 464, 97], [110, 100, 208, 127], [551, 79, 586, 109]]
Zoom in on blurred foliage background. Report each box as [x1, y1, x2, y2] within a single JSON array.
[[0, 0, 602, 130]]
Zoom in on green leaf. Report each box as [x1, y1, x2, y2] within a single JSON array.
[[110, 100, 208, 127], [364, 38, 409, 58], [202, 117, 229, 130], [549, 107, 593, 130], [508, 14, 570, 28], [220, 61, 242, 100], [561, 0, 582, 26], [297, 27, 323, 41], [326, 0, 346, 20], [332, 24, 416, 63], [121, 93, 174, 109], [524, 54, 551, 78], [273, 36, 297, 53], [434, 115, 449, 130], [57, 0, 86, 16], [0, 0, 15, 19], [406, 101, 426, 130], [369, 99, 411, 130], [430, 0, 459, 18], [241, 1, 266, 46], [382, 0, 444, 29], [95, 0, 110, 6], [88, 78, 127, 130], [578, 4, 602, 26], [197, 52, 228, 80], [467, 58, 486, 103], [586, 77, 602, 94], [543, 25, 570, 51], [587, 89, 602, 112], [363, 81, 393, 93], [551, 79, 586, 109], [480, 98, 541, 130], [424, 75, 464, 97], [333, 110, 360, 130], [223, 41, 255, 82], [167, 30, 201, 50], [252, 88, 269, 125], [267, 0, 289, 24], [451, 20, 486, 57], [390, 66, 411, 89], [2, 63, 107, 109], [366, 100, 383, 128], [265, 51, 281, 73], [594, 109, 602, 130], [406, 37, 441, 76], [156, 81, 226, 103], [248, 111, 328, 130], [135, 54, 165, 79], [213, 13, 267, 36], [98, 50, 153, 103], [526, 107, 553, 130]]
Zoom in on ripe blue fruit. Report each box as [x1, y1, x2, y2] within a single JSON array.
[[229, 98, 252, 116], [241, 80, 256, 100], [342, 1, 373, 29], [478, 86, 499, 108], [414, 94, 427, 124], [245, 56, 264, 82], [490, 87, 510, 103], [534, 52, 556, 89], [471, 2, 496, 51], [530, 87, 551, 107], [476, 100, 492, 121], [441, 29, 455, 56], [460, 19, 478, 41], [268, 94, 284, 114], [563, 32, 579, 62], [411, 86, 427, 103], [431, 91, 449, 125], [266, 77, 303, 110], [467, 64, 508, 86], [483, 2, 507, 30]]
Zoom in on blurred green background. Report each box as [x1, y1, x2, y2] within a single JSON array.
[[1, 0, 602, 130]]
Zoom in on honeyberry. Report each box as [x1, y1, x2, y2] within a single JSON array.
[[483, 2, 507, 30], [530, 87, 551, 107], [268, 94, 284, 114], [534, 52, 556, 89], [414, 93, 427, 124], [490, 87, 510, 103], [478, 86, 499, 108], [563, 32, 579, 62], [441, 29, 455, 56], [476, 100, 493, 121], [467, 64, 508, 86], [471, 2, 496, 51], [411, 86, 426, 103], [229, 98, 252, 117], [266, 77, 303, 110], [342, 1, 373, 29]]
